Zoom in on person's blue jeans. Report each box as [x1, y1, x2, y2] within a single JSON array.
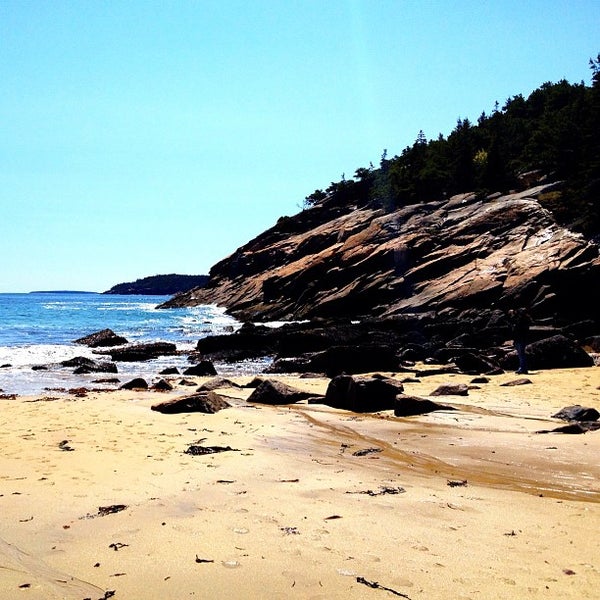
[[514, 340, 528, 373]]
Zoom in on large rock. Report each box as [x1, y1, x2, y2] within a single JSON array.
[[60, 356, 118, 374], [158, 186, 600, 329], [500, 334, 594, 370], [246, 379, 317, 405], [183, 361, 218, 376], [151, 391, 230, 414], [323, 374, 404, 413], [552, 405, 600, 422], [430, 383, 469, 396], [98, 342, 178, 362], [120, 378, 148, 390], [74, 328, 128, 347]]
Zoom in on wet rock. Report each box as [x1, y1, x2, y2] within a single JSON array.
[[74, 328, 129, 348], [247, 379, 317, 405], [394, 394, 456, 416], [120, 378, 149, 390], [430, 383, 469, 396], [61, 356, 118, 374], [552, 405, 600, 422], [99, 342, 178, 362], [183, 361, 218, 376], [159, 367, 180, 375], [151, 391, 230, 414], [324, 374, 404, 413]]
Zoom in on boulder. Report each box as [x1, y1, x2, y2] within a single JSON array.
[[197, 377, 242, 391], [61, 356, 118, 374], [74, 329, 128, 348], [430, 383, 469, 396], [100, 342, 178, 362], [152, 379, 174, 391], [160, 367, 180, 375], [183, 361, 218, 376], [394, 394, 455, 417], [151, 391, 230, 414], [552, 405, 600, 422], [247, 379, 317, 405], [120, 378, 148, 390], [324, 374, 404, 412], [452, 352, 501, 375], [500, 378, 533, 386], [500, 335, 593, 370]]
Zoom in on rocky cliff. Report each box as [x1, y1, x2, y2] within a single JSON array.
[[160, 184, 600, 327]]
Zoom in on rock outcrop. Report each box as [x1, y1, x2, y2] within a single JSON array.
[[74, 329, 128, 348], [159, 185, 600, 328]]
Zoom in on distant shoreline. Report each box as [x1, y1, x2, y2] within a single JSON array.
[[28, 290, 99, 294]]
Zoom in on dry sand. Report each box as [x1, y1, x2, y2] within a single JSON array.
[[0, 367, 599, 599]]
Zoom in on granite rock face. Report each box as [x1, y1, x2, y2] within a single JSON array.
[[160, 185, 600, 326]]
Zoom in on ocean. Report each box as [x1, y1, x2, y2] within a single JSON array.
[[0, 292, 262, 395]]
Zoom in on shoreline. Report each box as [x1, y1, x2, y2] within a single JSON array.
[[1, 367, 599, 599]]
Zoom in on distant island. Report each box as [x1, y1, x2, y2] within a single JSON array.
[[29, 290, 97, 294], [103, 274, 209, 296]]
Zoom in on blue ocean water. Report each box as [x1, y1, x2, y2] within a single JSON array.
[[0, 292, 255, 395]]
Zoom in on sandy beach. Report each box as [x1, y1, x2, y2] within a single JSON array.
[[1, 367, 599, 599]]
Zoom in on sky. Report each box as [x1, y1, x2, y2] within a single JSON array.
[[1, 0, 598, 292]]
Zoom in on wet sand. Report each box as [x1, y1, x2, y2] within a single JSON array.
[[0, 367, 599, 599]]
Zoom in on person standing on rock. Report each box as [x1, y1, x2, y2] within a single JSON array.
[[509, 308, 531, 374]]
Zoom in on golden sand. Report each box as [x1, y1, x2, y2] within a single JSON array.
[[0, 367, 599, 599]]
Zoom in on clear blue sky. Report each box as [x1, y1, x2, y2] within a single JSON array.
[[1, 0, 598, 292]]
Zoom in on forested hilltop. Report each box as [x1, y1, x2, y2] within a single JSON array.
[[104, 274, 208, 295], [305, 56, 600, 239], [161, 57, 600, 327]]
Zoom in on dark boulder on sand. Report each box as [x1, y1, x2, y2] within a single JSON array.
[[151, 391, 230, 414], [552, 405, 600, 422], [120, 378, 149, 390], [247, 379, 317, 405], [151, 379, 174, 391], [430, 383, 469, 396], [197, 377, 242, 391], [324, 374, 404, 413]]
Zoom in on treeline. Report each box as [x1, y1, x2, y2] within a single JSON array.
[[306, 55, 600, 237], [104, 274, 209, 295]]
